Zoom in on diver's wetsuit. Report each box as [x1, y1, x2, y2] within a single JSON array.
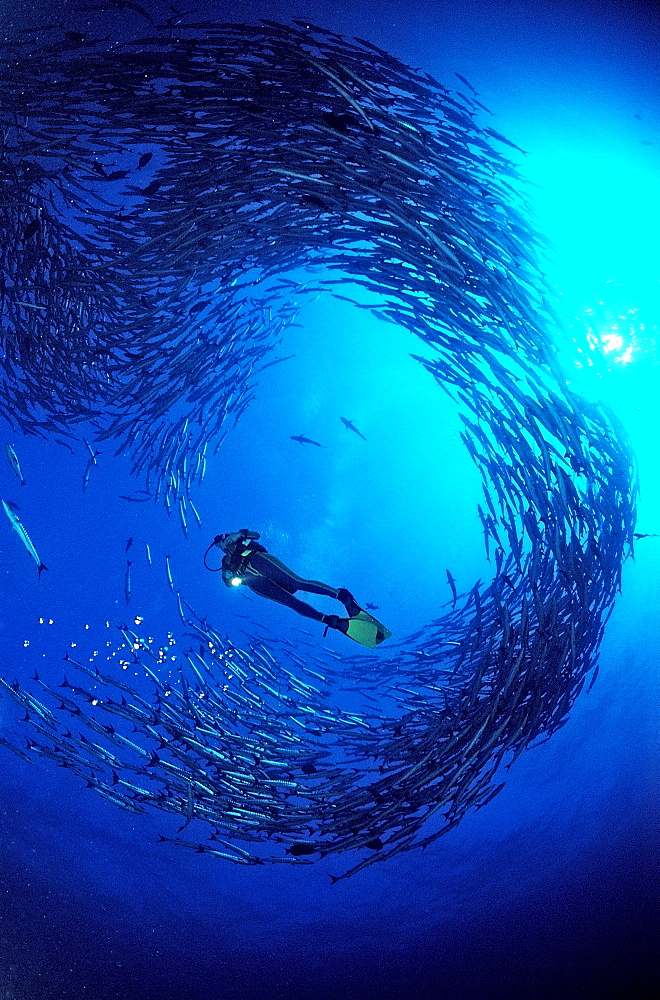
[[218, 530, 357, 623]]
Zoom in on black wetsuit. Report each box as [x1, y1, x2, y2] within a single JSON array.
[[221, 531, 340, 622]]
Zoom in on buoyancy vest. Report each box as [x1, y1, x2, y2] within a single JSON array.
[[222, 536, 267, 578]]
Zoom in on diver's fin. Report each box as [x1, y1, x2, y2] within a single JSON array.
[[345, 610, 391, 649]]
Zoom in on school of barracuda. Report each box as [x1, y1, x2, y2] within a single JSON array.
[[0, 15, 638, 880]]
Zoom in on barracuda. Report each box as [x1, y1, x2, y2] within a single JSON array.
[[1, 499, 48, 578]]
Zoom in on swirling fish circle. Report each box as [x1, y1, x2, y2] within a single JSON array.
[[0, 18, 637, 879]]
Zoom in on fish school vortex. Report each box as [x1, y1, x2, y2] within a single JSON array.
[[0, 18, 637, 880]]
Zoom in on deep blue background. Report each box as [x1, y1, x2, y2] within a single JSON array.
[[0, 1, 657, 998]]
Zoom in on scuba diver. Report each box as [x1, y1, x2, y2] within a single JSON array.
[[204, 529, 391, 648]]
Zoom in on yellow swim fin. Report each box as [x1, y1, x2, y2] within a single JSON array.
[[345, 609, 391, 648]]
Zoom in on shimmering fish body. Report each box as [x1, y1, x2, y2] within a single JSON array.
[[1, 499, 47, 578], [5, 444, 25, 486]]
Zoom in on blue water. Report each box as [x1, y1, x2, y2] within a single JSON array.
[[0, 1, 657, 998]]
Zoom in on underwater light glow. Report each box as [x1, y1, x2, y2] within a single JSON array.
[[601, 332, 624, 354]]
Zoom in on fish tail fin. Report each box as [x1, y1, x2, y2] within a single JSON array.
[[38, 562, 48, 579]]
